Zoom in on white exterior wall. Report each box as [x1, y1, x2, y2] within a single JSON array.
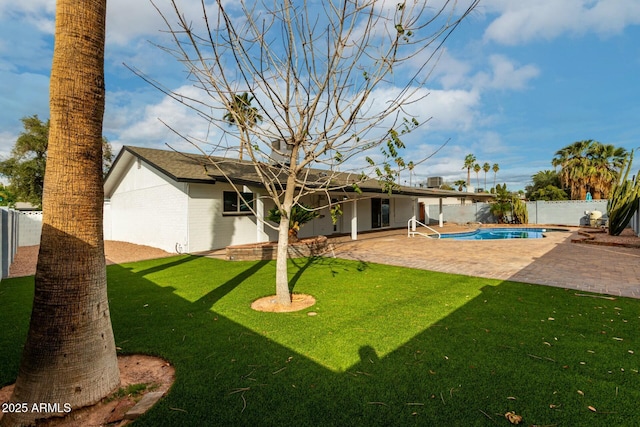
[[103, 201, 111, 240], [391, 197, 415, 228], [357, 198, 372, 231], [188, 183, 271, 252], [299, 199, 338, 238], [108, 160, 188, 253], [420, 196, 471, 205]]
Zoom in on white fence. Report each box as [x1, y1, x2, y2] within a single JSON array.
[[0, 209, 20, 279], [18, 211, 43, 246], [0, 210, 42, 279]]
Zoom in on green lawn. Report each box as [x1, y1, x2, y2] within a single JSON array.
[[1, 255, 639, 426]]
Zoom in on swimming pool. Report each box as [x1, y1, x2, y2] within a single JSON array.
[[440, 227, 547, 240]]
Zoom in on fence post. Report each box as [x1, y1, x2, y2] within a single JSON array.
[[1, 209, 8, 278]]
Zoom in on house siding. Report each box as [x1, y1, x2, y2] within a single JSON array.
[[108, 160, 188, 253], [188, 183, 271, 252], [391, 196, 416, 228]]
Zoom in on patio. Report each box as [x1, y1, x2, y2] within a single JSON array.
[[328, 226, 640, 299]]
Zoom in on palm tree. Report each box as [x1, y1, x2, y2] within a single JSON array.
[[482, 162, 490, 190], [407, 161, 415, 187], [223, 92, 263, 160], [473, 163, 481, 190], [492, 163, 499, 190], [454, 179, 467, 191], [3, 0, 119, 425], [462, 153, 476, 187], [553, 140, 626, 200], [552, 140, 591, 200], [586, 142, 627, 199]]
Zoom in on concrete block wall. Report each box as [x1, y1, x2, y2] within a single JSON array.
[[428, 200, 609, 226]]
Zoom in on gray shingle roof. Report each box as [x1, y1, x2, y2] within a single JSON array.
[[107, 145, 494, 200]]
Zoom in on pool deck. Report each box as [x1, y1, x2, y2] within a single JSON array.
[[327, 225, 640, 299]]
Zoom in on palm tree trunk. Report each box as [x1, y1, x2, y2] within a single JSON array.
[[2, 1, 119, 425]]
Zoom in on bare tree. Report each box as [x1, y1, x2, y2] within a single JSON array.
[[136, 0, 478, 306]]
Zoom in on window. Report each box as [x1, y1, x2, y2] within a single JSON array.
[[223, 191, 254, 214]]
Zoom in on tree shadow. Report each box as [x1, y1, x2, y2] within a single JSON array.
[[2, 256, 640, 426], [196, 259, 270, 309]]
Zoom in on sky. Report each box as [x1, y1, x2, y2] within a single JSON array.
[[1, 0, 640, 191]]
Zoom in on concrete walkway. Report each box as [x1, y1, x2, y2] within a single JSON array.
[[328, 227, 640, 299]]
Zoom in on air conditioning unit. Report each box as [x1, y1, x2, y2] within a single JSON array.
[[270, 139, 294, 166], [426, 176, 443, 188]]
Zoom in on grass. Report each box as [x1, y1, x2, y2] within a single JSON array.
[[1, 255, 639, 426], [108, 383, 153, 401]]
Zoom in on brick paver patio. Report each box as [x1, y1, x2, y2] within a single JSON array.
[[328, 226, 640, 299]]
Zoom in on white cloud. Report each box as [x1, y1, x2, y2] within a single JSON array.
[[105, 84, 223, 154], [472, 55, 539, 91], [0, 0, 55, 18], [0, 130, 17, 159], [483, 0, 640, 45]]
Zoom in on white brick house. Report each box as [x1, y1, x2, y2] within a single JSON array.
[[104, 146, 491, 253]]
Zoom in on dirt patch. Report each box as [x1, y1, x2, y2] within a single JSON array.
[[8, 241, 174, 278], [572, 227, 640, 248], [251, 293, 316, 313], [0, 354, 175, 426]]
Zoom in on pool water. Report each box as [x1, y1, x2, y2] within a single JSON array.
[[440, 227, 547, 240]]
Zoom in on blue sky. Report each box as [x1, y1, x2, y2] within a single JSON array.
[[1, 0, 640, 191]]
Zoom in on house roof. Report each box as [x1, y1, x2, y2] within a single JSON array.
[[105, 145, 495, 201]]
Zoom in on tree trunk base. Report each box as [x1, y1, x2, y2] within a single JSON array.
[[251, 293, 316, 313]]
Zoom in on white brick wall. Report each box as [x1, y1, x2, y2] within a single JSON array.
[[108, 161, 188, 253], [188, 183, 272, 251]]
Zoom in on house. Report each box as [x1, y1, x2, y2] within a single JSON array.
[[104, 146, 493, 253]]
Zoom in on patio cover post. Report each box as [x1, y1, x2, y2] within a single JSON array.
[[351, 198, 358, 240], [439, 198, 444, 227], [255, 192, 267, 243]]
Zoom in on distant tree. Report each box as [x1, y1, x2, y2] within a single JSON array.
[[492, 163, 499, 189], [453, 179, 467, 191], [525, 170, 567, 200], [407, 161, 415, 187], [552, 140, 626, 200], [0, 183, 17, 207], [0, 115, 114, 208], [102, 138, 114, 176], [463, 154, 476, 187], [528, 185, 568, 201], [490, 183, 527, 224], [482, 162, 490, 189], [588, 142, 627, 199], [440, 182, 454, 190], [473, 163, 481, 189], [0, 115, 48, 207], [490, 183, 511, 223]]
